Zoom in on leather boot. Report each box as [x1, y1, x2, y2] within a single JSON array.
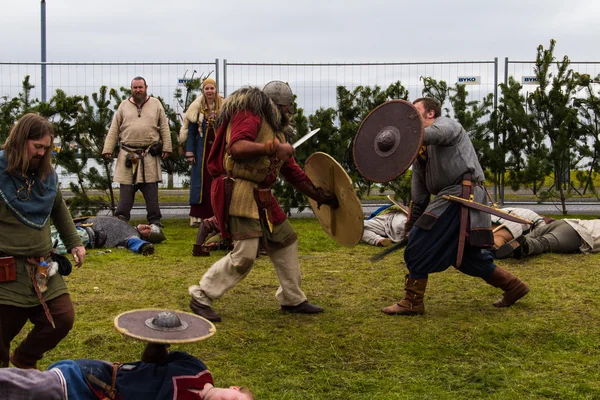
[[189, 297, 222, 322], [382, 274, 428, 316], [484, 266, 529, 307], [192, 217, 220, 257]]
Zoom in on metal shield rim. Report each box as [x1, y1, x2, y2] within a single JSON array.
[[353, 99, 423, 183]]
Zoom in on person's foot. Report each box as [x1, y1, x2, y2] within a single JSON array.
[[493, 236, 526, 259], [190, 217, 202, 227], [189, 298, 221, 322], [192, 244, 210, 257], [140, 243, 154, 256], [378, 238, 393, 247], [150, 221, 165, 228], [281, 301, 324, 314]]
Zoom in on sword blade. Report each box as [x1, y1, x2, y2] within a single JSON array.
[[442, 195, 534, 225], [292, 128, 320, 149], [370, 237, 409, 262], [386, 195, 409, 215]]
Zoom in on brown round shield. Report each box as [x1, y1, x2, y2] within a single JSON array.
[[353, 100, 424, 183], [114, 309, 216, 344], [304, 152, 363, 247]]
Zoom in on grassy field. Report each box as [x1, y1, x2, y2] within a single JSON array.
[[14, 218, 600, 399]]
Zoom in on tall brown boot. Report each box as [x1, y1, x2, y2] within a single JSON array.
[[192, 217, 220, 257], [382, 274, 428, 316], [484, 266, 529, 307]]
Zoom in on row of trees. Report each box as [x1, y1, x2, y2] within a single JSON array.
[[1, 40, 599, 215]]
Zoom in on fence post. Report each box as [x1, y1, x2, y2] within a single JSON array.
[[40, 0, 47, 102], [500, 57, 510, 205], [215, 58, 219, 94], [493, 57, 498, 203], [223, 59, 228, 97]]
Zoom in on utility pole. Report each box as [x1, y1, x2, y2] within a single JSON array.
[[41, 0, 47, 102]]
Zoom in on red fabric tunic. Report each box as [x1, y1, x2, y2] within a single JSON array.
[[208, 111, 310, 237]]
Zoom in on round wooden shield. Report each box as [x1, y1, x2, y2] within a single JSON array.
[[304, 152, 364, 247], [114, 309, 216, 344], [353, 100, 424, 183]]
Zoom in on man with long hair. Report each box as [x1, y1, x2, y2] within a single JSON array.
[[188, 81, 339, 322], [0, 113, 86, 369]]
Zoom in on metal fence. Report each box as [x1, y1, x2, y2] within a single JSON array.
[[223, 59, 499, 116], [0, 60, 219, 116], [3, 58, 600, 193], [1, 59, 499, 117], [504, 58, 600, 87]]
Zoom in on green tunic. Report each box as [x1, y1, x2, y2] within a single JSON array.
[[0, 190, 81, 307]]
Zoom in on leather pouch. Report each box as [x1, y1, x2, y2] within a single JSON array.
[[0, 256, 16, 282]]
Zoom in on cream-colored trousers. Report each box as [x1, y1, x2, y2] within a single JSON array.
[[189, 238, 307, 307]]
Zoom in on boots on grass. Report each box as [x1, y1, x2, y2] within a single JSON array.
[[382, 274, 428, 316], [192, 216, 220, 257], [189, 297, 222, 322], [484, 266, 529, 307]]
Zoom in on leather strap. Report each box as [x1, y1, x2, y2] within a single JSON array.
[[109, 362, 120, 399], [456, 173, 473, 268], [27, 261, 55, 329]]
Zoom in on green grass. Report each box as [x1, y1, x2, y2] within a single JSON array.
[[13, 219, 600, 399]]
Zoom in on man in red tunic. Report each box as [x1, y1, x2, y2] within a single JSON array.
[[188, 81, 338, 322]]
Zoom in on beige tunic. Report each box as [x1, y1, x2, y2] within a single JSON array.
[[103, 97, 173, 184], [564, 219, 600, 253]]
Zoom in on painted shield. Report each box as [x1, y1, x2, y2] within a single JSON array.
[[304, 152, 364, 247], [114, 309, 216, 344], [353, 100, 424, 183]]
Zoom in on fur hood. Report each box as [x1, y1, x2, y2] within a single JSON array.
[[216, 87, 287, 133]]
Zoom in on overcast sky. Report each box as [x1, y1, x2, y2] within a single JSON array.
[[2, 0, 600, 63]]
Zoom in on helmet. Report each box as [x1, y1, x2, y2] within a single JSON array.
[[263, 81, 294, 109], [147, 224, 167, 244]]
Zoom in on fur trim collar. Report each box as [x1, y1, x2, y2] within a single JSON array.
[[185, 96, 203, 124], [216, 87, 286, 132]]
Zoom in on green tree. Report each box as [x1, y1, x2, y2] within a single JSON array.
[[0, 76, 38, 142], [495, 77, 550, 197], [527, 39, 584, 214], [573, 73, 600, 198], [66, 86, 123, 215]]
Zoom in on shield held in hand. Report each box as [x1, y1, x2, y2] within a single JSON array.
[[353, 100, 424, 183], [304, 152, 364, 247]]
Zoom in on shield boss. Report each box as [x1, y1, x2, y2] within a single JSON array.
[[353, 100, 424, 183], [304, 152, 363, 247]]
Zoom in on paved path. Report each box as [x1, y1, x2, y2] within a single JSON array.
[[99, 200, 600, 220]]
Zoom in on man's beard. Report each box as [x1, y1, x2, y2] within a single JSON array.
[[133, 91, 147, 104], [28, 157, 41, 172], [279, 107, 291, 126]]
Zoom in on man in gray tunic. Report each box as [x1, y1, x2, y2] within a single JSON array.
[[382, 98, 529, 316], [54, 216, 167, 256]]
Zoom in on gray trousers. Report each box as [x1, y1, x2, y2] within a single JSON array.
[[524, 220, 582, 256], [115, 183, 162, 225]]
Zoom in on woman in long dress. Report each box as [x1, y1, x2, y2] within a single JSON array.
[[178, 78, 224, 254]]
